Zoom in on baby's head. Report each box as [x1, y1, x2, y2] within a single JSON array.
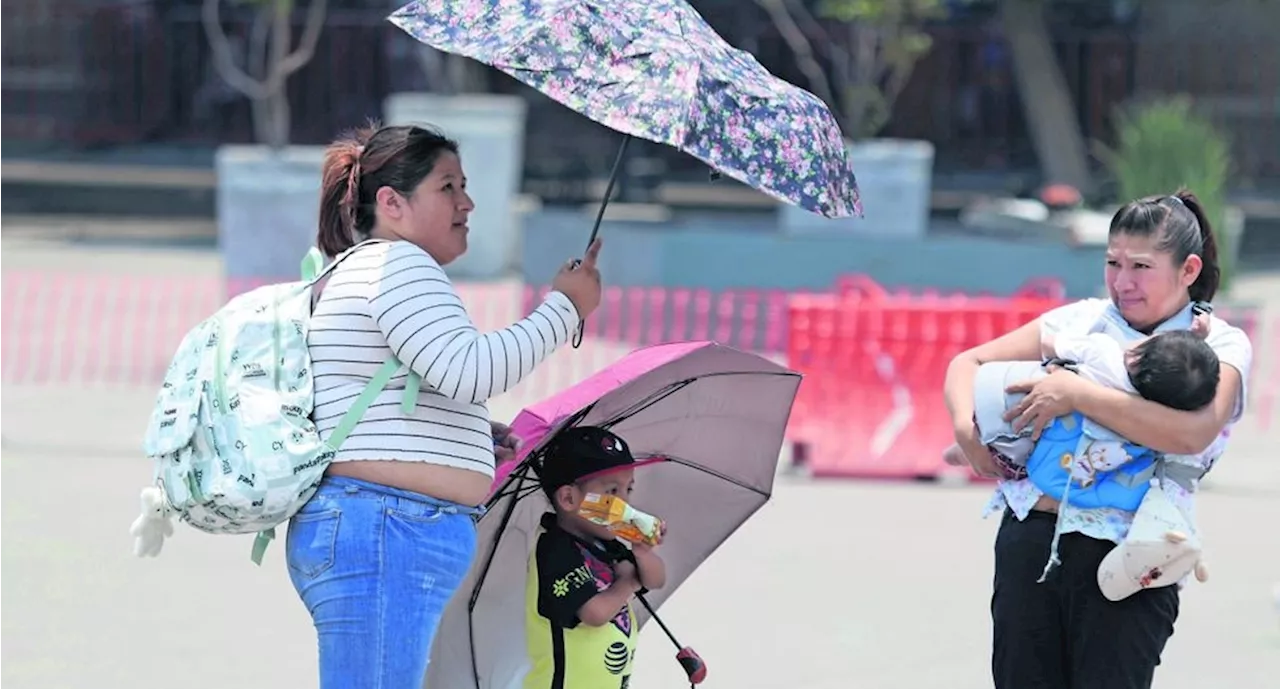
[[1126, 330, 1220, 411], [539, 426, 642, 541]]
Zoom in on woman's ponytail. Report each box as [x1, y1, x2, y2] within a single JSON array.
[[1175, 189, 1220, 303], [318, 127, 374, 258]]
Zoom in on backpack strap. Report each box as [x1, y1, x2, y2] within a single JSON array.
[[303, 238, 389, 286], [301, 247, 325, 282], [325, 358, 404, 450]]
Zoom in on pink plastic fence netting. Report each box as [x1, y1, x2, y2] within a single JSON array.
[[3, 271, 1271, 480]]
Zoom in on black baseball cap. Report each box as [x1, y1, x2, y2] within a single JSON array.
[[538, 425, 664, 492]]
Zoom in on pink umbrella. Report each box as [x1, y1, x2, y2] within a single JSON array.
[[426, 341, 801, 689], [492, 340, 713, 491]]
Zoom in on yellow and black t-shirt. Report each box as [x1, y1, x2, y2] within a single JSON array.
[[524, 514, 637, 689]]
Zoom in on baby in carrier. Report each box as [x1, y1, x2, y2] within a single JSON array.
[[945, 306, 1219, 590], [945, 309, 1218, 502]]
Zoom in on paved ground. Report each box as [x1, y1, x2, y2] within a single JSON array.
[[2, 229, 1277, 689]]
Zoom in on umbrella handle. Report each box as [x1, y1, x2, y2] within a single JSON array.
[[572, 134, 633, 350], [676, 646, 708, 686], [636, 593, 707, 685]]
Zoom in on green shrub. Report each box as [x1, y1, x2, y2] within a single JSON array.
[[1100, 96, 1236, 293]]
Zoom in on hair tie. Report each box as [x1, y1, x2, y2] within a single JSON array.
[[343, 150, 363, 231], [1167, 195, 1185, 207]]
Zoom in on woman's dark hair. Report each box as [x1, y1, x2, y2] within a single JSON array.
[[317, 121, 460, 257], [1107, 188, 1220, 303]]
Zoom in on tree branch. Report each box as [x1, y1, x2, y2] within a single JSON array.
[[265, 0, 291, 147], [249, 5, 273, 143], [878, 25, 928, 110], [248, 6, 272, 82], [783, 0, 844, 64], [880, 58, 916, 108], [272, 0, 329, 81], [753, 0, 839, 115], [202, 0, 269, 100]]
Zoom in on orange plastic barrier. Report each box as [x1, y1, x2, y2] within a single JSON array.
[[786, 288, 1065, 481]]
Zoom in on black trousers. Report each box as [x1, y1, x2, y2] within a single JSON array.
[[992, 509, 1179, 689]]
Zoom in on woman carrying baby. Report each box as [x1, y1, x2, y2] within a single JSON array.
[[942, 190, 1254, 689]]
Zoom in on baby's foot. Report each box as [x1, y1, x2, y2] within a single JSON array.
[[942, 443, 967, 467]]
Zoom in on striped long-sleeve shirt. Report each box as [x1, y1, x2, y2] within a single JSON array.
[[308, 240, 580, 477]]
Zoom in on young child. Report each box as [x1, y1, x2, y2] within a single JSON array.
[[523, 426, 667, 689], [944, 312, 1219, 482]]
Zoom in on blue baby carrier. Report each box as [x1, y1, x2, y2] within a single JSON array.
[[973, 357, 1162, 512], [1024, 409, 1158, 512]]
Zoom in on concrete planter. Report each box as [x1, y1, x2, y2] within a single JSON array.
[[216, 145, 325, 296], [384, 92, 528, 279], [779, 138, 935, 239]]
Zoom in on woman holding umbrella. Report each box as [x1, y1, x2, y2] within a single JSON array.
[[288, 122, 604, 688], [943, 190, 1253, 689]]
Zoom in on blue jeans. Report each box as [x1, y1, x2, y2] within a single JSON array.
[[286, 475, 482, 689]]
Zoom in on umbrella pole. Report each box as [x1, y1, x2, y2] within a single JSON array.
[[585, 134, 632, 249], [635, 593, 682, 647], [636, 593, 707, 686], [572, 134, 633, 348]]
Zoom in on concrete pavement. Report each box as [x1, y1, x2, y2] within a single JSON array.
[[3, 393, 1276, 689]]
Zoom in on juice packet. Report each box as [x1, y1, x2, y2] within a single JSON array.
[[578, 493, 665, 546]]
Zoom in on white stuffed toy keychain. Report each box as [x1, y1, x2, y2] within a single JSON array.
[[1162, 529, 1211, 584], [130, 486, 174, 557]]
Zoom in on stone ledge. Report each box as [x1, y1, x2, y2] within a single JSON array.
[[2, 160, 217, 189]]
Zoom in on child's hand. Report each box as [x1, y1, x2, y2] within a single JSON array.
[[491, 421, 521, 464], [614, 560, 641, 592], [1191, 312, 1211, 339], [630, 542, 667, 590], [633, 541, 659, 554]]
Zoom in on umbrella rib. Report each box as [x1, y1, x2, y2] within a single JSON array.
[[601, 379, 697, 426], [471, 462, 533, 601], [599, 370, 801, 428], [658, 452, 771, 498], [466, 460, 544, 687]]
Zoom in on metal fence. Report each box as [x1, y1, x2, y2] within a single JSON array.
[[4, 2, 1277, 185]]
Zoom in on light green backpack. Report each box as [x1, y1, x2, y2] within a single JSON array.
[[132, 240, 423, 563]]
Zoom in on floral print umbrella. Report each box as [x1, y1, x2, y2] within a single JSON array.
[[388, 0, 863, 221]]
